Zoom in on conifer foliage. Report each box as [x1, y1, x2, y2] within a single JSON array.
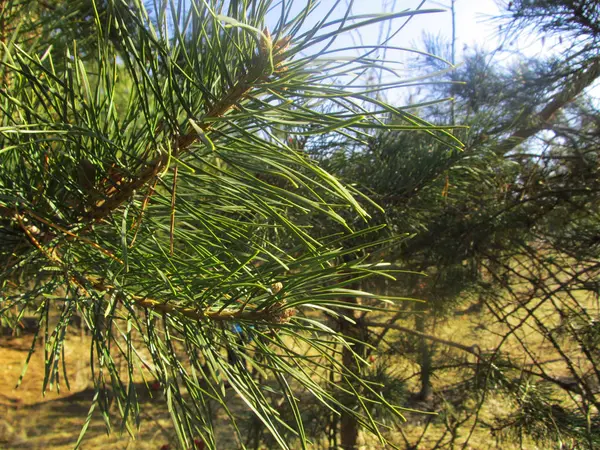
[[0, 0, 452, 448]]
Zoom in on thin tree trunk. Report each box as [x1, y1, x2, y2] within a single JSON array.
[[338, 287, 366, 450], [450, 0, 456, 124], [329, 363, 338, 449], [415, 306, 433, 402], [339, 306, 360, 449]]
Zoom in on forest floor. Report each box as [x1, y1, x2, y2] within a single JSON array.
[[0, 331, 180, 449], [0, 302, 563, 449]]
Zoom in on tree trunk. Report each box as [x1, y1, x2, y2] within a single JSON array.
[[328, 357, 339, 449], [416, 306, 433, 402], [338, 288, 366, 450]]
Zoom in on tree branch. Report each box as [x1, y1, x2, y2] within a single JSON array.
[[495, 57, 600, 155], [363, 320, 481, 357]]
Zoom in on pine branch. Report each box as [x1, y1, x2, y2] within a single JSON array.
[[0, 2, 453, 447], [89, 31, 290, 223], [363, 320, 482, 357], [495, 57, 600, 154]]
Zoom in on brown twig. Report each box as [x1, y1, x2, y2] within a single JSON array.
[[129, 177, 158, 248], [23, 209, 123, 264], [169, 165, 178, 256]]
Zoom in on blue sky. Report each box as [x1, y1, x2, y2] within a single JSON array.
[[273, 0, 598, 104], [294, 0, 553, 61], [271, 1, 510, 104], [350, 0, 504, 53]]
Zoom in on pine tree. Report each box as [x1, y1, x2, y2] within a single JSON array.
[[0, 1, 453, 448], [312, 0, 600, 447]]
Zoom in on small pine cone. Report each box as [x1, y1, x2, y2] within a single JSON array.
[[271, 281, 283, 295], [269, 300, 296, 324]]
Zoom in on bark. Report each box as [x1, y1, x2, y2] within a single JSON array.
[[495, 57, 600, 155], [338, 288, 366, 450], [339, 306, 361, 449], [415, 308, 432, 402]]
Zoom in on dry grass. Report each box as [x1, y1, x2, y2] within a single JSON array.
[[0, 289, 595, 449], [0, 333, 235, 449]]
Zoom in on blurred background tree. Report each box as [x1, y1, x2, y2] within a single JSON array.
[[305, 0, 600, 448]]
